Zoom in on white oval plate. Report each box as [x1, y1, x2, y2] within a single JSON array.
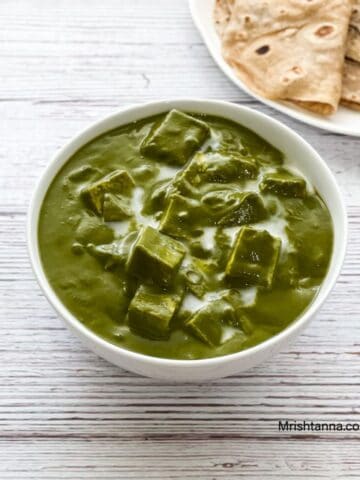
[[189, 0, 360, 137]]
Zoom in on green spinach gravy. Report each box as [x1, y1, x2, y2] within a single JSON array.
[[39, 110, 333, 359]]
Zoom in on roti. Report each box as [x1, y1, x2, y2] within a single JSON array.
[[216, 0, 353, 116], [341, 1, 360, 110], [342, 60, 360, 111], [346, 25, 360, 63]]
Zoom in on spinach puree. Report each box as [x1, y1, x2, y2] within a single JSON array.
[[38, 110, 333, 360]]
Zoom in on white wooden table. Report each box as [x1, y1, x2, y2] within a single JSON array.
[[1, 1, 359, 478]]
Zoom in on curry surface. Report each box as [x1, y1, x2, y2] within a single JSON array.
[[38, 112, 333, 359]]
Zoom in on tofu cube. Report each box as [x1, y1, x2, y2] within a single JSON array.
[[260, 169, 306, 198], [171, 156, 201, 196], [222, 192, 267, 226], [221, 289, 254, 334], [170, 152, 258, 194], [225, 227, 281, 288], [200, 152, 259, 183], [214, 191, 267, 227], [141, 110, 210, 166], [81, 169, 135, 215], [186, 299, 236, 347], [126, 226, 186, 287], [160, 194, 202, 239], [75, 215, 114, 245], [103, 193, 132, 222], [127, 285, 180, 340]]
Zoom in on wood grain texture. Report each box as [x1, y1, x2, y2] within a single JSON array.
[[0, 0, 359, 478]]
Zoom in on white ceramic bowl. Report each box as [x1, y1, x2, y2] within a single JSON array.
[[28, 99, 347, 382]]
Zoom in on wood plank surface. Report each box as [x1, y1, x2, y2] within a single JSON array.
[[0, 0, 359, 478]]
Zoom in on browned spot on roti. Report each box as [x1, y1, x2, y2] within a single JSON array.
[[282, 66, 303, 84], [256, 45, 270, 55], [316, 25, 334, 37]]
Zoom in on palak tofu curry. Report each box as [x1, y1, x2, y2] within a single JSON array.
[[39, 110, 333, 359]]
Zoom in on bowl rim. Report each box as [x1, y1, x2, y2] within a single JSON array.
[[27, 98, 348, 368]]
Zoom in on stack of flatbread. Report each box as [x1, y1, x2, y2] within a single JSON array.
[[214, 0, 360, 115]]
